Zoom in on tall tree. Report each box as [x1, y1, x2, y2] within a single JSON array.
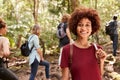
[[94, 0, 100, 43], [71, 0, 80, 11], [33, 0, 39, 24], [95, 0, 97, 9]]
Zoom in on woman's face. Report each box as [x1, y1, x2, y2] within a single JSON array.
[[76, 18, 92, 39], [2, 26, 7, 35], [34, 27, 40, 36], [37, 29, 40, 36]]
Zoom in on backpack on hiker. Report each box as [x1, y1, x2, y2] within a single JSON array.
[[56, 23, 67, 39], [105, 21, 117, 35], [20, 36, 34, 57]]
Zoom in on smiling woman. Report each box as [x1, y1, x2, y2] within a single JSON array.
[[76, 18, 92, 39], [60, 7, 107, 80]]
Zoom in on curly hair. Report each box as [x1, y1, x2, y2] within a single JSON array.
[[69, 7, 101, 35]]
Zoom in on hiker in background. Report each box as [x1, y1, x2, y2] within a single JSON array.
[[57, 14, 73, 65], [29, 24, 50, 80], [60, 7, 106, 80], [0, 18, 18, 80], [106, 15, 118, 56]]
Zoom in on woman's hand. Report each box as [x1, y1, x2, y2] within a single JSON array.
[[96, 49, 107, 76], [41, 57, 44, 61], [96, 49, 107, 60]]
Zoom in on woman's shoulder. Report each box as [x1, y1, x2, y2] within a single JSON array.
[[0, 37, 9, 44], [29, 34, 38, 39], [0, 36, 9, 41], [63, 44, 71, 50]]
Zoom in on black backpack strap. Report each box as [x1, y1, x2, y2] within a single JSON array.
[[28, 35, 34, 42]]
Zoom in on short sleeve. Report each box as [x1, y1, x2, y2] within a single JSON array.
[[60, 46, 70, 68], [2, 38, 10, 55]]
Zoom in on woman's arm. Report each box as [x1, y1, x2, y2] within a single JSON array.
[[36, 48, 44, 61], [33, 35, 44, 61], [3, 38, 10, 57], [96, 49, 106, 76], [66, 27, 73, 44], [100, 59, 105, 75], [61, 67, 70, 80]]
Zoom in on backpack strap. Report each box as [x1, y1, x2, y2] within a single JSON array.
[[93, 43, 99, 59], [69, 44, 73, 71], [28, 35, 34, 42], [68, 44, 73, 79], [28, 35, 34, 52], [93, 43, 98, 50]]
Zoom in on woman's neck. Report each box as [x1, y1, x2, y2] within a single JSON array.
[[75, 38, 90, 48]]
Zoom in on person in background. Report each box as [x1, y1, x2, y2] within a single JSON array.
[[0, 18, 18, 80], [29, 24, 50, 80], [57, 14, 73, 65], [109, 15, 118, 56], [60, 7, 106, 80]]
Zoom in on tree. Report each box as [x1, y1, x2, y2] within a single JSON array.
[[33, 0, 39, 24], [71, 0, 80, 11]]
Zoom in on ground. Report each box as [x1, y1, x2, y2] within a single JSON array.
[[5, 42, 120, 80]]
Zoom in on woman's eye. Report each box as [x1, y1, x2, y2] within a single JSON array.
[[78, 24, 82, 27], [78, 23, 91, 27], [86, 24, 91, 27]]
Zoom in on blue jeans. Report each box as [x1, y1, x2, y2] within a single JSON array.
[[29, 58, 50, 80], [110, 34, 118, 56]]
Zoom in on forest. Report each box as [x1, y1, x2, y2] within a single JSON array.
[[0, 0, 120, 80]]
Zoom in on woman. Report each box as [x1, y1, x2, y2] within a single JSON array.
[[60, 7, 106, 80], [29, 24, 50, 80], [58, 14, 73, 65], [0, 18, 18, 80], [57, 14, 72, 48]]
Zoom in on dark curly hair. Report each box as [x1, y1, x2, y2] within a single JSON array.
[[69, 7, 101, 35]]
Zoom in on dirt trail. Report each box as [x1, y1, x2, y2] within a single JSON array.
[[7, 42, 120, 80]]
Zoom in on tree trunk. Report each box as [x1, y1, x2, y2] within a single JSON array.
[[95, 0, 98, 9], [33, 0, 39, 24], [16, 35, 22, 49], [71, 0, 80, 11], [67, 0, 71, 13], [94, 0, 99, 44]]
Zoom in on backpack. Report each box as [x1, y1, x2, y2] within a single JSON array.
[[105, 21, 117, 35], [56, 23, 67, 39], [20, 36, 34, 57]]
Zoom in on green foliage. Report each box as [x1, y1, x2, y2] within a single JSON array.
[[0, 0, 120, 54], [48, 0, 71, 15]]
